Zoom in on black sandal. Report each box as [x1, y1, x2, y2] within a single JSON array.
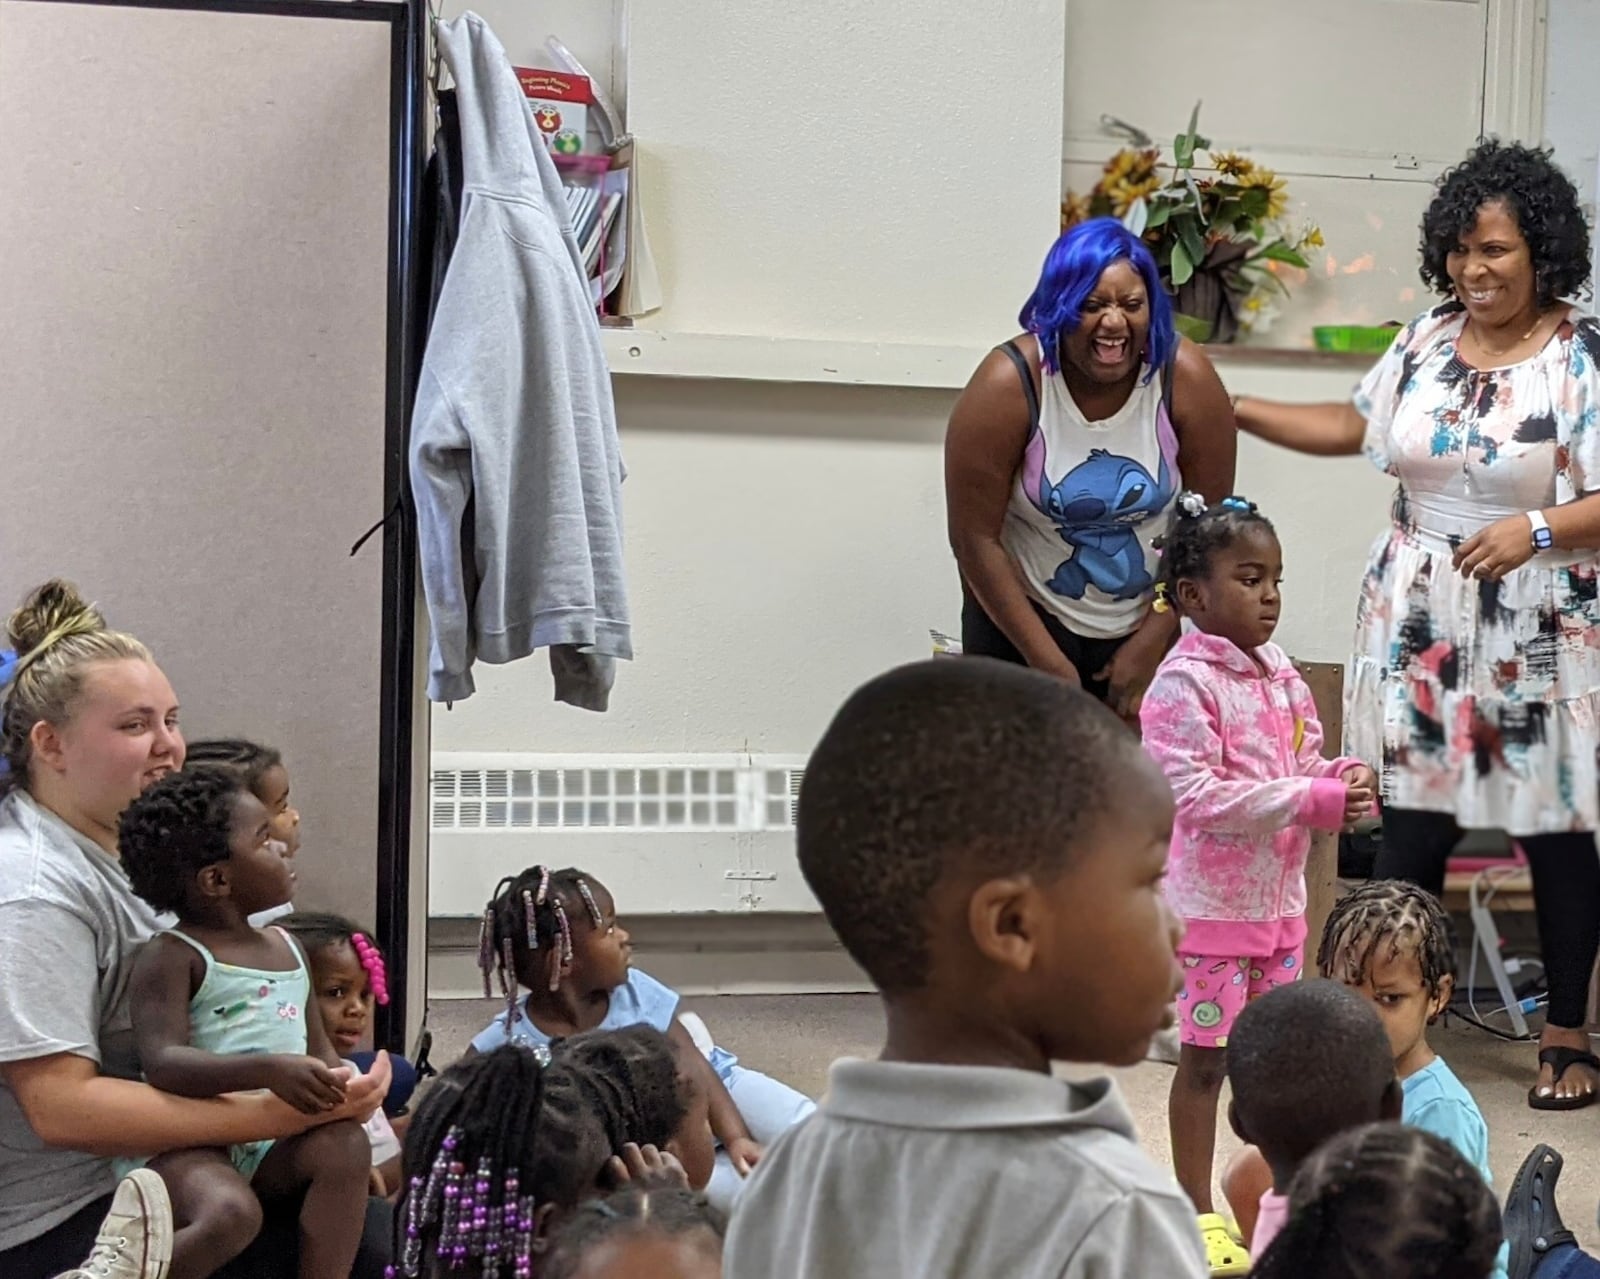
[[1527, 1045, 1600, 1111], [1505, 1145, 1578, 1279]]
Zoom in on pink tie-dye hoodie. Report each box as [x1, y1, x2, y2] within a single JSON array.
[[1140, 631, 1363, 955]]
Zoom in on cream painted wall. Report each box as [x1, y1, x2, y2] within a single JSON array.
[[432, 362, 1393, 758], [423, 7, 1418, 925], [622, 1, 1065, 345]]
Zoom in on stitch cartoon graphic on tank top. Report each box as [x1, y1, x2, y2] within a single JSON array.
[[1019, 425, 1177, 601]]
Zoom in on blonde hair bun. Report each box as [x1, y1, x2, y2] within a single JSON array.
[[7, 579, 107, 658]]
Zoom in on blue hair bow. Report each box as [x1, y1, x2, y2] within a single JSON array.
[[0, 649, 13, 779], [1220, 496, 1255, 512]]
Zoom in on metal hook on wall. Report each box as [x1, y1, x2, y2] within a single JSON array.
[[1099, 113, 1152, 148], [426, 0, 443, 97]]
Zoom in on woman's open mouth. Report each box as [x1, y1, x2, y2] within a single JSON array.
[[1091, 335, 1129, 366]]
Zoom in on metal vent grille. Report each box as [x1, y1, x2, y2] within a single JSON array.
[[430, 756, 806, 832]]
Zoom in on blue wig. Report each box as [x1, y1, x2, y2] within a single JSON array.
[[1020, 217, 1176, 380]]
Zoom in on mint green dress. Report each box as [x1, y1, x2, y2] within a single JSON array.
[[120, 928, 312, 1180]]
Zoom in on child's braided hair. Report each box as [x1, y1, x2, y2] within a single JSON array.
[[543, 1186, 725, 1279], [1154, 491, 1276, 604], [550, 1026, 687, 1155], [183, 737, 283, 794], [479, 865, 607, 1031], [1250, 1122, 1502, 1279], [281, 911, 390, 1006], [1317, 879, 1457, 1001], [393, 1045, 612, 1279]]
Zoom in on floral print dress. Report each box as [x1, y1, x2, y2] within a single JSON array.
[[1349, 303, 1600, 834]]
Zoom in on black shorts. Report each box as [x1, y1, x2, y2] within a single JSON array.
[[960, 590, 1128, 704]]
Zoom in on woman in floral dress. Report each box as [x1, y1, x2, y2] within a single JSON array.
[[1233, 141, 1600, 1109]]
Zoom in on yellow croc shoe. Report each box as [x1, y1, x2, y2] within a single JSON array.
[[1198, 1212, 1251, 1277]]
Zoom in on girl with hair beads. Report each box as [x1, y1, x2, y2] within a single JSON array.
[[544, 1186, 724, 1279], [1139, 493, 1377, 1273], [551, 1027, 717, 1196], [119, 768, 371, 1279], [184, 742, 301, 928], [471, 866, 814, 1212], [280, 915, 403, 1196], [392, 1042, 691, 1278], [1251, 1123, 1502, 1279], [281, 914, 418, 1121]]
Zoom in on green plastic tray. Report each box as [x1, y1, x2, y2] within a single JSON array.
[[1313, 325, 1401, 355]]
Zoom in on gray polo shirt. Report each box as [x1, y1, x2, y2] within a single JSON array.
[[724, 1058, 1206, 1279], [0, 789, 164, 1251]]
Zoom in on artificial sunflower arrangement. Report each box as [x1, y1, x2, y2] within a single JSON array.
[[1062, 106, 1324, 342]]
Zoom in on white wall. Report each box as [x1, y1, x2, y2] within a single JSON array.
[[433, 363, 1392, 761], [422, 5, 1428, 921], [1545, 0, 1600, 212]]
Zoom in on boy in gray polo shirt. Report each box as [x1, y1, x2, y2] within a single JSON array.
[[723, 659, 1205, 1279]]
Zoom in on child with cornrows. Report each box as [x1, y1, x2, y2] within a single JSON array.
[[470, 864, 815, 1211], [1139, 492, 1377, 1273]]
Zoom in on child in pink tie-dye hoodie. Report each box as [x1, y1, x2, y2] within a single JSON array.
[[1138, 492, 1378, 1272]]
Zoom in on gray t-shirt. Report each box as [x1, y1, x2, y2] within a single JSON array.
[[0, 789, 164, 1250], [724, 1058, 1207, 1279]]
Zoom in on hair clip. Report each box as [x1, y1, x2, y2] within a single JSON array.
[[521, 889, 538, 950], [576, 879, 603, 928], [1220, 495, 1255, 512], [1152, 583, 1171, 614], [1176, 490, 1206, 518], [530, 1043, 552, 1068]]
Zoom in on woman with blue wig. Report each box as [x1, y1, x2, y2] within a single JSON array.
[[944, 217, 1237, 721]]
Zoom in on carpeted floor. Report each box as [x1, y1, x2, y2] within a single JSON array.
[[425, 991, 1600, 1252]]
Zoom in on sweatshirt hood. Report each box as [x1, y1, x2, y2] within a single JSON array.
[[1169, 629, 1293, 680], [435, 12, 571, 221]]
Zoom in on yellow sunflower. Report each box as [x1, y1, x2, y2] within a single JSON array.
[[1238, 168, 1289, 220], [1091, 148, 1160, 214], [1211, 151, 1256, 178], [1061, 191, 1092, 229]]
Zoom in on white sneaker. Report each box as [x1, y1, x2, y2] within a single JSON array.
[[52, 1169, 172, 1279]]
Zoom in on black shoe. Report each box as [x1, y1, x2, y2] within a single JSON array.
[[1505, 1144, 1579, 1279]]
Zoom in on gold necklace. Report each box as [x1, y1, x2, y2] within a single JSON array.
[[1467, 310, 1546, 360]]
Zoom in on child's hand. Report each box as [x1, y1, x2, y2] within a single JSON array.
[[605, 1143, 688, 1190], [1341, 771, 1376, 828], [725, 1136, 765, 1176], [265, 1054, 349, 1114], [1341, 763, 1378, 794]]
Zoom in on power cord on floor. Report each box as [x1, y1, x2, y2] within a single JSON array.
[[1446, 863, 1546, 1042]]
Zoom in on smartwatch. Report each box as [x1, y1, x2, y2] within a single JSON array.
[[1529, 509, 1554, 552]]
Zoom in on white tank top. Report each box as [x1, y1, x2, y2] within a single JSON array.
[[1000, 338, 1182, 639]]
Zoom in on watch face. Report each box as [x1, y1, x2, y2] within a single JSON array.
[[1535, 529, 1554, 550]]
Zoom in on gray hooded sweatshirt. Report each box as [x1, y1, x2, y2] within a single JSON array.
[[412, 14, 631, 711]]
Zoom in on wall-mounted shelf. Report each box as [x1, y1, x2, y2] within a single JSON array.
[[600, 327, 986, 390], [600, 326, 1380, 389]]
